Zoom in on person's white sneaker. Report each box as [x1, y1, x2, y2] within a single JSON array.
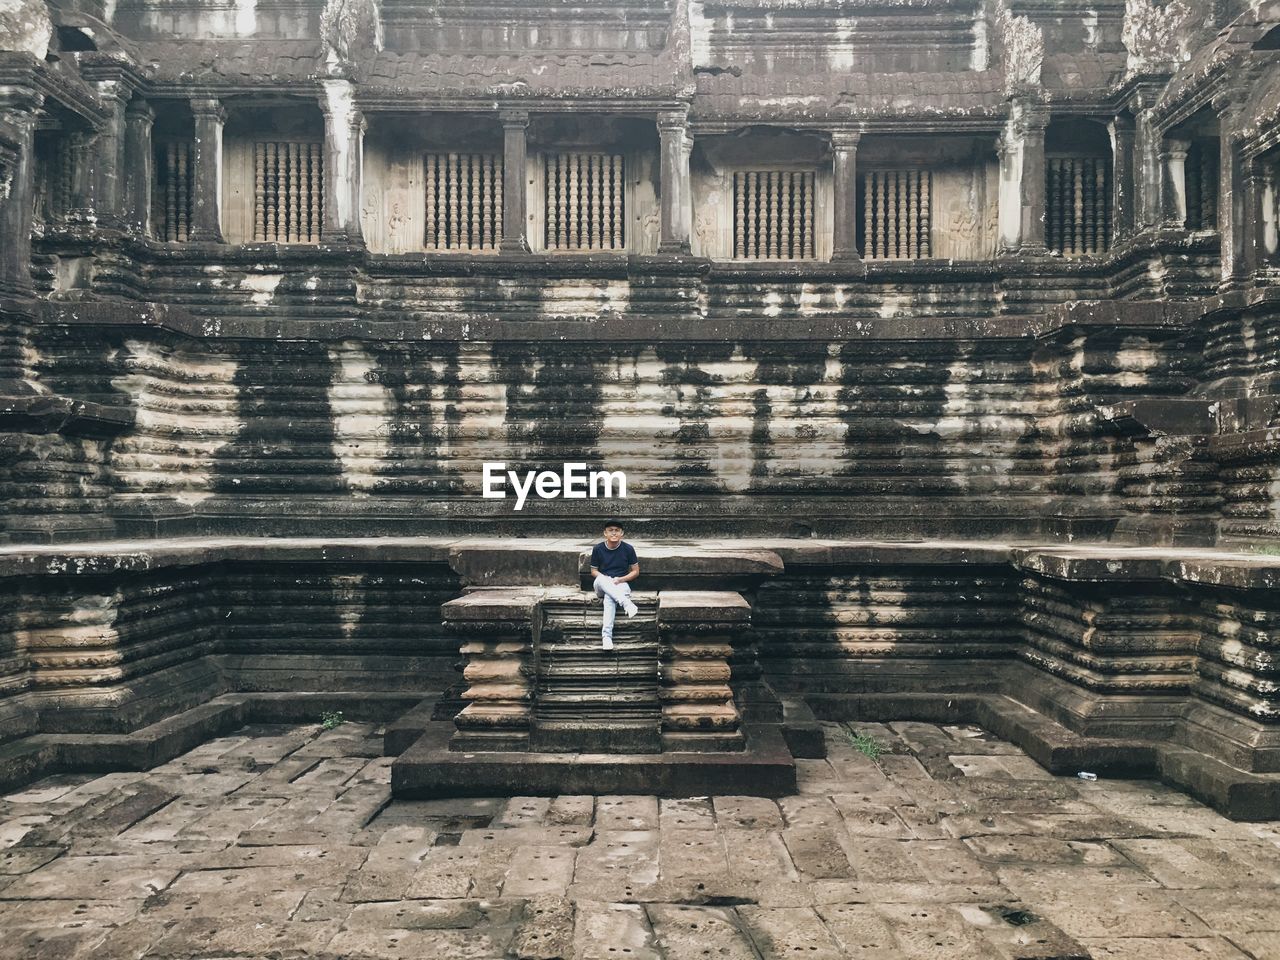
[[602, 636, 613, 650], [624, 601, 638, 618]]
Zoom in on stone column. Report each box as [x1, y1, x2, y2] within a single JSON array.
[[499, 109, 530, 253], [1110, 115, 1136, 242], [0, 91, 42, 295], [65, 130, 95, 222], [1130, 86, 1162, 231], [998, 99, 1048, 254], [188, 98, 225, 242], [1159, 138, 1189, 228], [123, 100, 154, 235], [656, 591, 750, 752], [1242, 156, 1265, 279], [91, 80, 130, 229], [830, 129, 861, 261], [321, 79, 365, 243], [657, 108, 691, 254]]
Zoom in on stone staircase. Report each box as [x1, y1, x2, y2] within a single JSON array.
[[532, 592, 662, 753]]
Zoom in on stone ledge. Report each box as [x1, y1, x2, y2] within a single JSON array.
[[391, 720, 796, 799], [657, 591, 751, 622], [804, 691, 1280, 821]]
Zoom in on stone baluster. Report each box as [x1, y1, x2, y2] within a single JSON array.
[[612, 154, 624, 249], [803, 170, 814, 258], [919, 172, 931, 257], [443, 588, 542, 752], [321, 80, 365, 244], [287, 142, 300, 243], [779, 171, 792, 258], [745, 172, 757, 258], [1094, 157, 1107, 253], [0, 89, 43, 295], [481, 154, 493, 249], [493, 150, 504, 245], [447, 152, 459, 249], [1072, 158, 1084, 255], [189, 98, 225, 242], [737, 171, 747, 257], [908, 170, 919, 259]]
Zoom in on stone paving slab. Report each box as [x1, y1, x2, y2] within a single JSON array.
[[1, 719, 1279, 959]]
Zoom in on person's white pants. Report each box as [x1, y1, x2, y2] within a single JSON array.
[[593, 573, 632, 641]]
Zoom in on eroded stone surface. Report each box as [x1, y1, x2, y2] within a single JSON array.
[[1, 720, 1278, 959]]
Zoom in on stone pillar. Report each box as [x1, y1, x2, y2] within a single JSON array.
[[1130, 86, 1163, 231], [1217, 95, 1250, 290], [91, 80, 130, 229], [998, 99, 1048, 254], [1242, 156, 1265, 280], [123, 101, 154, 235], [321, 79, 365, 243], [188, 98, 224, 242], [1160, 138, 1189, 228], [1110, 115, 1136, 242], [1261, 160, 1280, 268], [657, 108, 691, 254], [831, 129, 861, 261], [656, 591, 749, 752], [65, 130, 95, 222], [442, 588, 541, 751], [499, 109, 529, 253], [0, 91, 42, 295]]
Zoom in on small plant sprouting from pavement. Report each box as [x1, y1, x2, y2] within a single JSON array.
[[320, 710, 346, 730], [843, 724, 885, 762]]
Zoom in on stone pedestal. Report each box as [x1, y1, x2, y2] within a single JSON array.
[[441, 587, 540, 751], [657, 591, 748, 751]]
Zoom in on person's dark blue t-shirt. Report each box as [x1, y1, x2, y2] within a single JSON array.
[[591, 541, 638, 577]]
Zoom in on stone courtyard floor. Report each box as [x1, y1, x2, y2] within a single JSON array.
[[2, 722, 1279, 960]]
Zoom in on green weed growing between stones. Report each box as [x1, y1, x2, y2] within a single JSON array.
[[321, 710, 346, 730], [843, 725, 884, 762]]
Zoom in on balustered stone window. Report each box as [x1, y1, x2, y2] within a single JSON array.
[[34, 133, 77, 224], [1046, 156, 1111, 256], [1184, 139, 1219, 232], [1045, 119, 1113, 257], [543, 152, 626, 252], [859, 169, 932, 260], [424, 152, 503, 251], [732, 170, 816, 260], [222, 105, 326, 245], [153, 140, 194, 242], [252, 141, 324, 243]]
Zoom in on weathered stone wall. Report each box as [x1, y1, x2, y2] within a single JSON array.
[[0, 552, 461, 743]]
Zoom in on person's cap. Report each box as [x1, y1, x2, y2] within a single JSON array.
[[602, 519, 625, 530]]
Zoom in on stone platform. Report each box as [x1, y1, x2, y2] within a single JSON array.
[[3, 719, 1279, 960], [392, 720, 797, 799], [1, 536, 1280, 818]]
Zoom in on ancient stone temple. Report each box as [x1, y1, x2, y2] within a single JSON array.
[[2, 0, 1280, 827]]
